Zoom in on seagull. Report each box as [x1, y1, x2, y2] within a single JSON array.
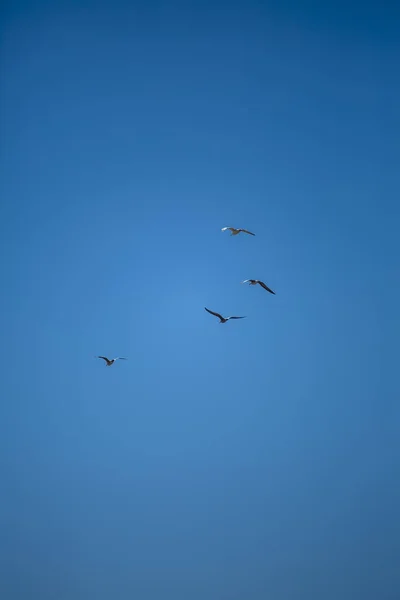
[[96, 356, 127, 367], [204, 307, 246, 323], [221, 227, 255, 236], [241, 279, 276, 295]]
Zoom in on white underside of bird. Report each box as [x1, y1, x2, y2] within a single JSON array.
[[221, 226, 255, 236], [241, 279, 275, 295]]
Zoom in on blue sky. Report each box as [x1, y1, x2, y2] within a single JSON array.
[[1, 1, 399, 598]]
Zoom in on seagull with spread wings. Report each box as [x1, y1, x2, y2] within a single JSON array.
[[96, 356, 127, 367], [204, 307, 246, 324], [241, 279, 276, 295], [221, 226, 255, 236]]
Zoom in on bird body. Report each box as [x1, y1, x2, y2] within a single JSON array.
[[221, 226, 255, 236], [241, 279, 275, 295], [204, 307, 246, 323], [97, 356, 127, 366]]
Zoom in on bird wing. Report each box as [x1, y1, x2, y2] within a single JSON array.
[[258, 281, 275, 294], [97, 356, 110, 363], [227, 316, 246, 320], [241, 279, 251, 284], [221, 227, 233, 232], [240, 229, 255, 236], [205, 307, 224, 320], [116, 357, 127, 360]]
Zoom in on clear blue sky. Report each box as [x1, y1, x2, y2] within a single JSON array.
[[1, 1, 399, 598]]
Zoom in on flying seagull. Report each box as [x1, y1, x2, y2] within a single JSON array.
[[221, 227, 255, 236], [96, 356, 127, 366], [204, 307, 246, 324], [241, 279, 276, 295]]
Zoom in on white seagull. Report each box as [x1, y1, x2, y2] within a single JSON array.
[[204, 307, 246, 324], [241, 279, 276, 295], [221, 226, 255, 236], [96, 356, 127, 367]]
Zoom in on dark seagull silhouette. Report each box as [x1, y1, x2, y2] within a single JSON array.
[[241, 279, 276, 295], [204, 307, 246, 324], [96, 356, 127, 367]]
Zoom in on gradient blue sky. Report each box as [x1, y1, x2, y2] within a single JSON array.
[[1, 1, 399, 598]]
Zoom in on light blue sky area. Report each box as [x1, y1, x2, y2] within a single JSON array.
[[1, 1, 399, 598]]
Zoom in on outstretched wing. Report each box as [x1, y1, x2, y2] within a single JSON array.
[[205, 307, 224, 320], [227, 316, 246, 320], [116, 357, 127, 361], [97, 356, 110, 363], [258, 281, 275, 294], [240, 229, 255, 236], [221, 227, 233, 232]]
